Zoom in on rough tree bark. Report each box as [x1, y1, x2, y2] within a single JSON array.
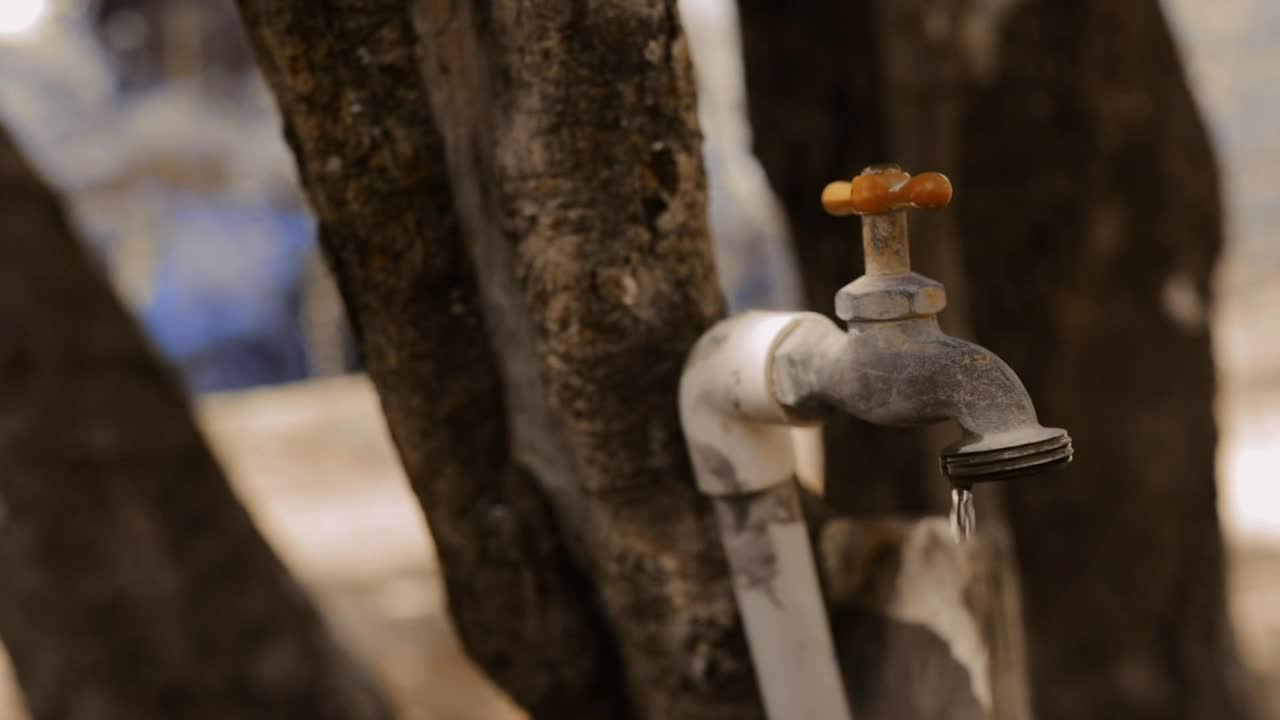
[[0, 126, 389, 719], [410, 4, 759, 718], [233, 2, 632, 717], [236, 2, 763, 718], [744, 0, 1259, 718], [240, 0, 768, 712]]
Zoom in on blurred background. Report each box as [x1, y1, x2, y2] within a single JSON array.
[[0, 0, 1276, 718]]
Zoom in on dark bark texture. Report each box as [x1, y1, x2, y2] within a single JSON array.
[[410, 4, 756, 718], [236, 1, 759, 718], [744, 0, 1259, 718], [234, 1, 629, 716], [0, 127, 390, 719]]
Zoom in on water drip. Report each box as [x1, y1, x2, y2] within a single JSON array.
[[950, 487, 975, 543]]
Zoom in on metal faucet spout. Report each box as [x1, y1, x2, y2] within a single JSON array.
[[771, 314, 1072, 485]]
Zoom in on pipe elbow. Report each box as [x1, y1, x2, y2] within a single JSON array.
[[679, 311, 827, 496]]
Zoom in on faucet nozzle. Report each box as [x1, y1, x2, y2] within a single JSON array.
[[941, 426, 1073, 487]]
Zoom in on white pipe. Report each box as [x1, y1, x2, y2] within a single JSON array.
[[679, 311, 852, 720]]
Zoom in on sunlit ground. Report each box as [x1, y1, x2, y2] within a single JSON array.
[[0, 0, 47, 39], [1218, 291, 1280, 544], [197, 377, 525, 720], [1220, 394, 1280, 543]]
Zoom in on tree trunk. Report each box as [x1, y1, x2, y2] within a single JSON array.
[[237, 1, 767, 717], [410, 5, 758, 718], [0, 126, 390, 719], [234, 1, 632, 716], [955, 3, 1258, 718], [744, 0, 1260, 718]]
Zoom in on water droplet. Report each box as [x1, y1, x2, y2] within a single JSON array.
[[950, 487, 976, 543]]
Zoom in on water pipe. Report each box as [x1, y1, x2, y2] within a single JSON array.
[[680, 310, 852, 720]]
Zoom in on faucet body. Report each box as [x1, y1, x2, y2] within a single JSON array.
[[679, 166, 1071, 720], [771, 312, 1068, 472]]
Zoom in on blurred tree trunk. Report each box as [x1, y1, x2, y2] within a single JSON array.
[[955, 3, 1257, 718], [743, 0, 1259, 719], [0, 126, 390, 719]]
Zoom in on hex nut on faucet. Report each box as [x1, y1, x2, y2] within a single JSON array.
[[835, 272, 947, 321]]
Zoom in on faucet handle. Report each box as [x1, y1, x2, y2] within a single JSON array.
[[821, 165, 952, 216], [823, 164, 953, 309]]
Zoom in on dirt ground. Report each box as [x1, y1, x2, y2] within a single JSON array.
[[0, 376, 523, 720], [1220, 361, 1280, 717], [195, 377, 525, 720], [1, 372, 1276, 719]]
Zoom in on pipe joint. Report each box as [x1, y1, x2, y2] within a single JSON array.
[[679, 311, 825, 496]]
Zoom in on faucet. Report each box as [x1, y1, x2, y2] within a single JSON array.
[[679, 164, 1071, 720], [777, 165, 1073, 482]]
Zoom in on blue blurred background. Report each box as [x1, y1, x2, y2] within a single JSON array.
[[0, 0, 352, 392]]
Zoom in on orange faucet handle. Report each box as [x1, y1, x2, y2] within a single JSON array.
[[821, 166, 953, 216]]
